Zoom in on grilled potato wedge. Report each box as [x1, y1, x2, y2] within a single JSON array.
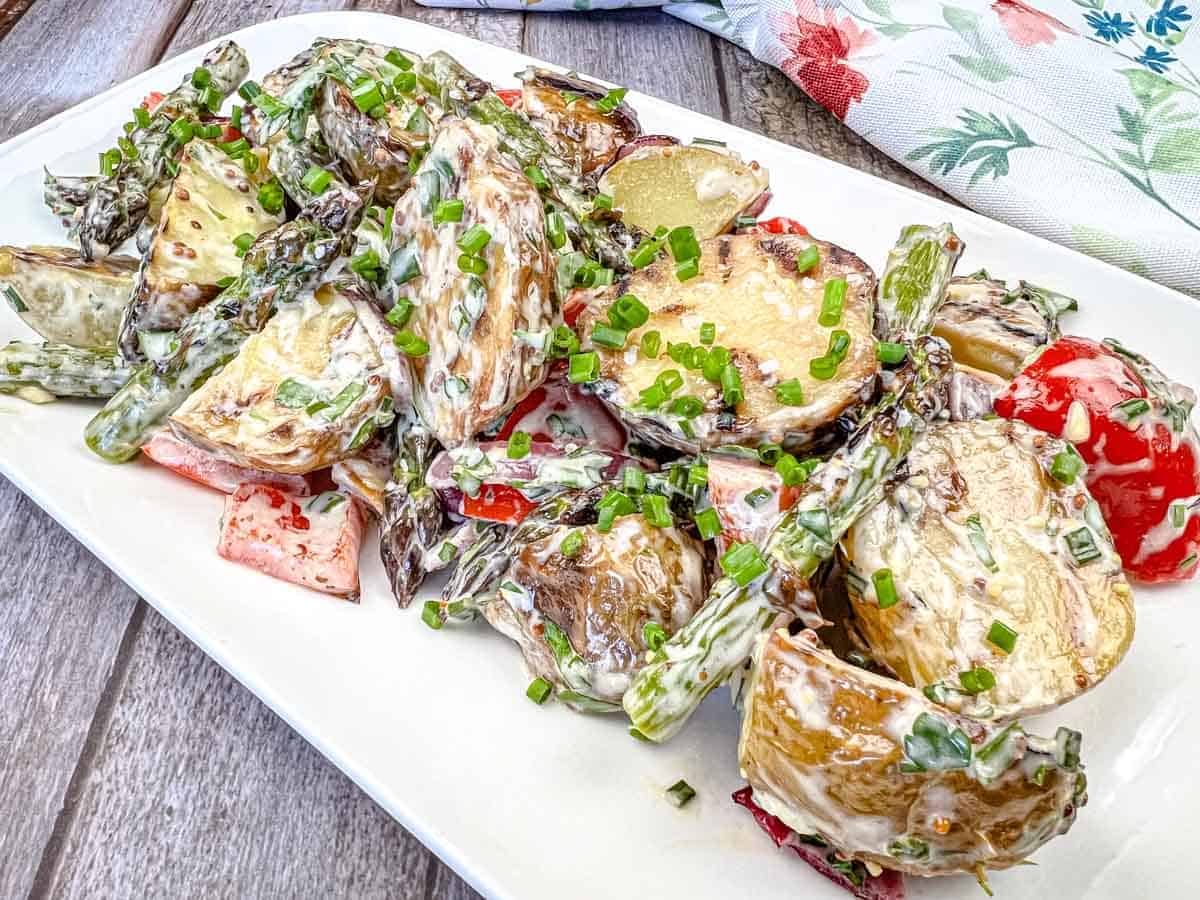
[[170, 283, 394, 474], [0, 245, 136, 348], [576, 232, 878, 452], [389, 117, 556, 446], [739, 628, 1087, 877], [598, 143, 769, 239], [843, 418, 1134, 720], [118, 140, 283, 358]]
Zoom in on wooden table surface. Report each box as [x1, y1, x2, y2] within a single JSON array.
[[0, 2, 946, 898]]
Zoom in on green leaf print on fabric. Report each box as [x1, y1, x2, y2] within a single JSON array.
[[907, 109, 1036, 185]]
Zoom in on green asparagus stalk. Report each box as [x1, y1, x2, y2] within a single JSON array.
[[46, 41, 249, 260], [380, 426, 446, 608], [0, 342, 133, 399], [875, 223, 963, 343], [420, 52, 634, 271], [83, 185, 363, 462], [624, 337, 956, 740]]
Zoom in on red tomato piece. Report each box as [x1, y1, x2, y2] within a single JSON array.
[[217, 485, 366, 599], [754, 216, 808, 236], [705, 455, 800, 549], [495, 89, 522, 109], [995, 335, 1200, 582], [218, 124, 244, 143], [462, 484, 538, 525]]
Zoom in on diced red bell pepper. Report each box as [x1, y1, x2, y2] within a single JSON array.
[[495, 88, 522, 109], [753, 216, 808, 236], [461, 483, 538, 525]]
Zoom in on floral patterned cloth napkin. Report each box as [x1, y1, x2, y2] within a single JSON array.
[[417, 0, 1200, 297]]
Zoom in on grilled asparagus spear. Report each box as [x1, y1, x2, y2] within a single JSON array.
[[623, 224, 963, 742], [0, 342, 133, 399], [380, 425, 445, 608], [45, 41, 249, 260], [84, 185, 363, 462]]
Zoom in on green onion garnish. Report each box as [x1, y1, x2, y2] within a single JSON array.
[[507, 431, 532, 459], [421, 600, 444, 630], [559, 531, 585, 559], [810, 329, 851, 380], [720, 362, 743, 407], [744, 487, 771, 508], [132, 106, 151, 128], [524, 165, 549, 191], [622, 466, 647, 494], [965, 514, 998, 572], [1050, 447, 1083, 485], [698, 322, 716, 345], [301, 165, 331, 195], [630, 238, 661, 269], [775, 379, 804, 406], [638, 384, 667, 410], [457, 224, 491, 256], [167, 117, 194, 144], [595, 87, 628, 113], [694, 507, 723, 540], [547, 325, 580, 359], [774, 453, 809, 486], [642, 494, 674, 528], [230, 104, 243, 131], [795, 245, 820, 274], [1171, 502, 1189, 529], [394, 71, 417, 93], [591, 323, 628, 349], [640, 330, 661, 359], [393, 329, 429, 357], [670, 396, 704, 419], [238, 81, 261, 102], [643, 621, 668, 652], [567, 351, 600, 384], [349, 249, 381, 280], [191, 67, 212, 89], [876, 341, 907, 364], [232, 232, 255, 257], [1064, 527, 1101, 565], [257, 180, 285, 215], [432, 199, 464, 224], [526, 677, 553, 704], [351, 78, 385, 114], [657, 369, 684, 396], [721, 542, 768, 587], [986, 620, 1018, 653], [457, 254, 487, 275], [819, 278, 847, 327], [675, 258, 700, 281], [610, 293, 649, 330], [385, 49, 413, 70], [386, 298, 413, 329], [667, 225, 700, 263], [219, 137, 250, 159], [1115, 397, 1150, 421], [958, 667, 996, 694], [701, 346, 730, 383], [546, 211, 567, 249], [593, 193, 614, 211], [665, 779, 696, 808], [873, 568, 899, 609]]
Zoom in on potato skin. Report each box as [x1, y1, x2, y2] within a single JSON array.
[[576, 232, 878, 452], [843, 418, 1134, 720], [738, 629, 1086, 877]]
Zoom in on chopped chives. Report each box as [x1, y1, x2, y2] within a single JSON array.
[[630, 238, 661, 269], [622, 466, 646, 494], [1115, 397, 1150, 420], [744, 487, 771, 508], [526, 677, 553, 704], [219, 137, 250, 159], [667, 225, 700, 263], [349, 249, 381, 279], [1064, 527, 1101, 565], [638, 384, 667, 410], [735, 215, 758, 229], [547, 325, 580, 359], [432, 198, 465, 224], [559, 530, 585, 558], [667, 342, 692, 366], [238, 81, 261, 102], [669, 396, 704, 419], [721, 542, 768, 587], [688, 464, 708, 487], [132, 106, 151, 128], [1171, 502, 1188, 529], [698, 322, 716, 345], [507, 431, 532, 459], [458, 254, 488, 275], [301, 165, 331, 195], [1050, 447, 1083, 485], [393, 329, 429, 357], [665, 779, 696, 808], [819, 278, 847, 327], [775, 378, 804, 406], [457, 224, 491, 256], [694, 507, 723, 540], [610, 293, 649, 330], [876, 341, 907, 364], [394, 71, 417, 93], [167, 117, 194, 144], [191, 67, 212, 89], [386, 298, 414, 328], [958, 667, 996, 694], [232, 232, 255, 256], [642, 494, 674, 528], [351, 78, 385, 114], [597, 489, 636, 517], [200, 85, 222, 112], [775, 453, 808, 486], [591, 323, 628, 349], [965, 514, 998, 572], [567, 351, 600, 383], [385, 49, 413, 70], [986, 620, 1018, 654], [421, 600, 443, 630], [593, 193, 614, 211], [686, 346, 708, 371], [720, 363, 743, 407], [117, 137, 138, 160], [546, 211, 567, 249], [657, 369, 684, 396], [795, 245, 820, 274], [524, 165, 549, 191], [757, 443, 783, 464], [643, 621, 668, 652], [242, 152, 259, 175], [595, 87, 628, 113], [640, 330, 661, 359], [701, 346, 730, 383], [230, 104, 243, 131], [675, 258, 700, 281], [257, 180, 284, 214], [873, 569, 899, 608]]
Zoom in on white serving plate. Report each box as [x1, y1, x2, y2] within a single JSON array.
[[1, 11, 1195, 899]]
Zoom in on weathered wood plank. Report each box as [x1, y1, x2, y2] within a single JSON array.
[[0, 0, 192, 142], [717, 41, 955, 203], [359, 0, 525, 49], [0, 479, 140, 900], [165, 0, 357, 57], [523, 10, 724, 119], [38, 608, 479, 900], [0, 0, 35, 42]]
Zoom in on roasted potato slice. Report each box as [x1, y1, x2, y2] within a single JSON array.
[[843, 418, 1134, 720], [576, 232, 878, 452], [388, 117, 556, 446], [739, 628, 1087, 877], [476, 497, 709, 705], [118, 140, 283, 359], [0, 245, 136, 348], [597, 143, 768, 239], [170, 283, 394, 474], [518, 68, 640, 175], [934, 275, 1071, 379]]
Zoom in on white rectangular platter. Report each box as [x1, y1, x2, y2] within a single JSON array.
[[1, 11, 1195, 900]]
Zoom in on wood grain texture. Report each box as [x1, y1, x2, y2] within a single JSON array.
[[166, 0, 357, 57], [524, 10, 725, 119], [37, 607, 478, 900], [0, 0, 35, 42], [0, 479, 140, 900], [716, 41, 954, 203], [363, 0, 525, 49], [0, 0, 192, 142]]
